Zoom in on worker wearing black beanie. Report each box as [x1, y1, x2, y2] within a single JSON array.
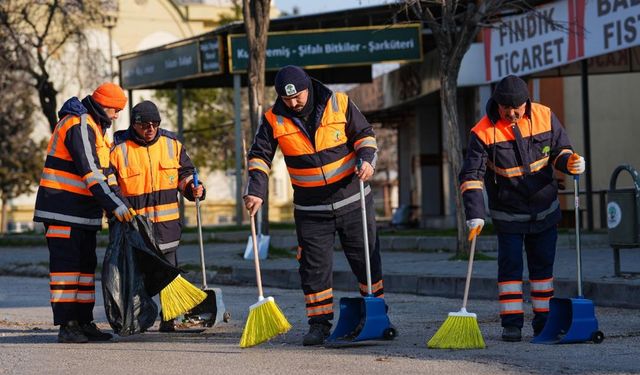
[[110, 100, 205, 333], [460, 74, 586, 343], [244, 65, 391, 346]]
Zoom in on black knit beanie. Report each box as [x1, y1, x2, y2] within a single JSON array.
[[274, 65, 311, 97], [131, 100, 161, 126], [492, 75, 529, 107]]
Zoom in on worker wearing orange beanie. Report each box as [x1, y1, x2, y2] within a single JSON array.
[[34, 82, 133, 344]]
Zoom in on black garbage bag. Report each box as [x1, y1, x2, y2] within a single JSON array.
[[102, 215, 181, 336]]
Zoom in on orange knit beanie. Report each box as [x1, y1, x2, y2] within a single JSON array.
[[92, 82, 127, 110]]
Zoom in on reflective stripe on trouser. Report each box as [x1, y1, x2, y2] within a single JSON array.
[[295, 196, 383, 325], [530, 277, 553, 313], [46, 224, 97, 325], [497, 226, 557, 328]]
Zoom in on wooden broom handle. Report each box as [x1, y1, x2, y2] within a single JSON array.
[[462, 236, 477, 310], [250, 214, 264, 298]]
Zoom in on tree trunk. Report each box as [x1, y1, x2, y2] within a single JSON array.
[[36, 76, 58, 132], [0, 193, 8, 234], [243, 0, 271, 233], [440, 73, 467, 255]]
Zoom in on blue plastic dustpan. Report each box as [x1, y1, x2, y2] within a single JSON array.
[[327, 296, 396, 343], [327, 174, 396, 344], [532, 177, 604, 345], [531, 296, 603, 344]]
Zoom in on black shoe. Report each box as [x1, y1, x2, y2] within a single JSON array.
[[159, 319, 176, 332], [303, 323, 331, 346], [80, 321, 112, 341], [58, 321, 89, 343], [502, 326, 522, 342]]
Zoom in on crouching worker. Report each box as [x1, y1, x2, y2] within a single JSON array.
[[109, 100, 205, 332], [34, 82, 134, 343]]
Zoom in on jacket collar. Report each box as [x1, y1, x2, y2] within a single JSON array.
[[81, 95, 112, 129]]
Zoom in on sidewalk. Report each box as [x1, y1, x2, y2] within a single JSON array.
[[1, 234, 639, 308]]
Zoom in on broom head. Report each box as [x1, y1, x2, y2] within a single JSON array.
[[160, 275, 207, 321], [240, 296, 292, 348], [427, 308, 485, 349]]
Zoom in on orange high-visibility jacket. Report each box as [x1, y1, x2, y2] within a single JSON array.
[[246, 82, 377, 216], [110, 128, 202, 251], [34, 97, 125, 230], [460, 100, 575, 233]]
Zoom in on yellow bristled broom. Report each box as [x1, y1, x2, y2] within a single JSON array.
[[427, 234, 486, 349], [239, 214, 292, 348], [160, 275, 208, 321]]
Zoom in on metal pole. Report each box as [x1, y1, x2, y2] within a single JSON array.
[[574, 176, 583, 297], [234, 74, 243, 226], [107, 26, 114, 80], [581, 60, 594, 231], [177, 83, 185, 224], [359, 178, 372, 296]]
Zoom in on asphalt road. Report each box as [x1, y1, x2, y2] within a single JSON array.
[[1, 276, 639, 375]]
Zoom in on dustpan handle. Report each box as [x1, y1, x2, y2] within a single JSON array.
[[357, 160, 373, 296], [250, 214, 264, 299], [574, 175, 583, 297], [193, 170, 207, 289], [462, 235, 477, 310]]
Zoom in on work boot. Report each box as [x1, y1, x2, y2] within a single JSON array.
[[302, 323, 331, 346], [501, 326, 522, 342], [159, 319, 175, 332], [58, 320, 89, 343], [80, 321, 112, 341]]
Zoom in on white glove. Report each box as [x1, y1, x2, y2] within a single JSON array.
[[466, 218, 485, 241], [567, 153, 585, 175], [113, 205, 135, 222]]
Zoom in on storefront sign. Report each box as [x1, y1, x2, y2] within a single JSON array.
[[483, 0, 640, 82], [228, 25, 422, 72]]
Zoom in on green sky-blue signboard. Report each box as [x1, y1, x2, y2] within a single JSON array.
[[228, 24, 422, 73]]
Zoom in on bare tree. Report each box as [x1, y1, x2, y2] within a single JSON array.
[[242, 0, 271, 232], [0, 71, 45, 233], [0, 0, 106, 132], [406, 1, 537, 254]]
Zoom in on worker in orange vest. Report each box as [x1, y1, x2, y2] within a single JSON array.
[[34, 82, 134, 343], [244, 66, 385, 346]]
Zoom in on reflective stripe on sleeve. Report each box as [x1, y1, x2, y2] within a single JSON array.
[[354, 136, 377, 151], [460, 180, 484, 193], [248, 158, 271, 175], [79, 114, 124, 208]]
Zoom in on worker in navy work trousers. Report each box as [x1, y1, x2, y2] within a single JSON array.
[[33, 82, 135, 343], [243, 65, 386, 346], [459, 75, 586, 342]]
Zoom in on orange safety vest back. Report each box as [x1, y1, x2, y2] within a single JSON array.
[[34, 114, 119, 229]]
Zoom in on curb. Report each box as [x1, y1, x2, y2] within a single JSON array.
[[228, 266, 640, 309], [0, 232, 609, 251], [2, 263, 638, 309]]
